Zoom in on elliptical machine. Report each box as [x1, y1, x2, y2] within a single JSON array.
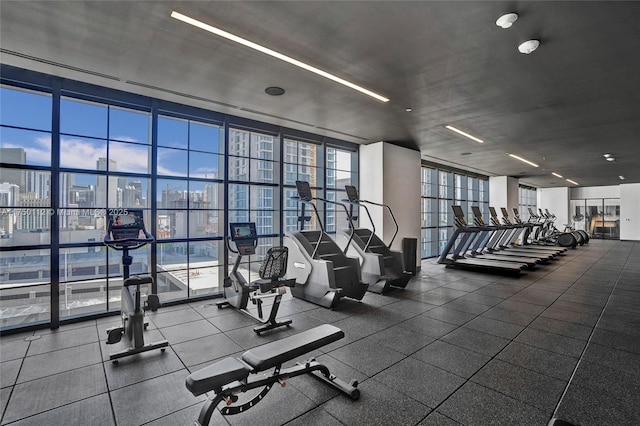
[[104, 209, 168, 363], [216, 222, 294, 335]]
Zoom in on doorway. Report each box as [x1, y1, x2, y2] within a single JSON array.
[[570, 198, 620, 239]]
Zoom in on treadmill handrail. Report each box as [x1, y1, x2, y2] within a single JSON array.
[[103, 230, 154, 251], [359, 199, 399, 248]]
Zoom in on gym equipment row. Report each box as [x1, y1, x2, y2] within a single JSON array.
[[438, 205, 577, 275]]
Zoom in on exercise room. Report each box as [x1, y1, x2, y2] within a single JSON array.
[[1, 2, 640, 425]]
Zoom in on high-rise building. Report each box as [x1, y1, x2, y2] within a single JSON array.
[[0, 182, 20, 236], [0, 147, 27, 188], [96, 157, 118, 207]]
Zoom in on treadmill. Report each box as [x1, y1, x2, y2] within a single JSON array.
[[492, 207, 564, 257], [437, 206, 526, 275], [467, 206, 542, 269]]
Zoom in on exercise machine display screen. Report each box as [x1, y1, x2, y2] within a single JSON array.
[[296, 180, 313, 201], [345, 185, 359, 202], [230, 222, 257, 241], [108, 209, 145, 241], [230, 222, 257, 255], [452, 205, 465, 218]]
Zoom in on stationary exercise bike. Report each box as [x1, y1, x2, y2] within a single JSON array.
[[104, 209, 168, 363], [216, 222, 294, 335]]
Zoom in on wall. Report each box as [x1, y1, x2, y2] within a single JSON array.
[[537, 187, 570, 227], [620, 183, 640, 240], [570, 185, 620, 199], [489, 176, 519, 214], [359, 142, 421, 262]]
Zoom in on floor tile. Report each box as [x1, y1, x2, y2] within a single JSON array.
[[590, 328, 640, 354], [438, 381, 548, 426], [422, 306, 477, 326], [418, 411, 462, 425], [323, 378, 430, 425], [471, 359, 566, 414], [441, 327, 510, 357], [375, 357, 465, 408], [368, 324, 435, 355], [1, 358, 22, 388], [398, 315, 459, 338], [18, 342, 102, 383], [26, 325, 99, 356], [497, 341, 578, 381], [158, 318, 221, 344], [8, 393, 114, 426], [172, 333, 244, 367], [284, 407, 343, 426], [571, 360, 640, 405], [463, 316, 524, 339], [111, 369, 204, 425], [554, 383, 640, 425], [481, 306, 537, 326], [529, 316, 593, 341], [412, 340, 490, 378], [328, 337, 405, 376], [581, 342, 640, 378], [3, 364, 107, 423], [515, 328, 586, 358], [104, 347, 185, 390]]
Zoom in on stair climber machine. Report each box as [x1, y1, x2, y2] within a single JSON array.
[[103, 209, 168, 363], [216, 222, 294, 335], [336, 185, 412, 294], [437, 205, 527, 275], [285, 181, 368, 309]]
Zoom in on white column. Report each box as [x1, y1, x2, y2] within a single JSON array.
[[620, 183, 640, 240]]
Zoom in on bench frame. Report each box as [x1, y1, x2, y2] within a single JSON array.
[[194, 357, 359, 425]]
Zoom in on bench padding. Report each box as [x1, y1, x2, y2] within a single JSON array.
[[242, 324, 344, 371], [186, 357, 250, 396]]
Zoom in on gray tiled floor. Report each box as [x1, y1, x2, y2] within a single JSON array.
[[1, 239, 639, 425]]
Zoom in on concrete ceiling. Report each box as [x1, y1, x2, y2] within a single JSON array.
[[2, 1, 639, 188]]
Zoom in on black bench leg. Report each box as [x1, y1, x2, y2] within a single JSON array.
[[197, 394, 225, 426]]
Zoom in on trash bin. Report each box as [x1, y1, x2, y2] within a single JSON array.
[[402, 237, 417, 276]]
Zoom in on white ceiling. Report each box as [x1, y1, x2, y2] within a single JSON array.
[[2, 1, 639, 187]]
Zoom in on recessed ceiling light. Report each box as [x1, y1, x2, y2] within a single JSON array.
[[606, 157, 616, 162], [444, 125, 484, 143], [518, 40, 540, 54], [170, 11, 390, 102], [603, 153, 612, 158], [265, 86, 285, 96], [619, 175, 626, 180], [551, 172, 563, 178], [496, 13, 518, 29], [508, 154, 539, 167], [405, 107, 413, 112], [460, 152, 472, 156], [566, 179, 579, 185]]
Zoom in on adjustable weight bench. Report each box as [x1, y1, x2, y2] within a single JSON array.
[[186, 324, 360, 425]]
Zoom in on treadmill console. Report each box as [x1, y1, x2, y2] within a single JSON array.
[[345, 185, 359, 202], [295, 181, 313, 202], [470, 206, 485, 226]]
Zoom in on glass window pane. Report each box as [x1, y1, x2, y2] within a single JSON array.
[[60, 136, 107, 170], [109, 106, 150, 144], [229, 156, 249, 181], [229, 129, 250, 157], [158, 147, 188, 177], [251, 133, 274, 160], [1, 86, 52, 131], [228, 184, 249, 210], [190, 122, 222, 153], [158, 115, 188, 149], [108, 141, 150, 174], [0, 283, 51, 328], [157, 179, 188, 209], [0, 128, 51, 166], [61, 97, 108, 139], [189, 151, 223, 179], [0, 249, 50, 286], [251, 159, 274, 183]]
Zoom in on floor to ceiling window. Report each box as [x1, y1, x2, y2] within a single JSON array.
[[518, 185, 537, 222], [0, 66, 358, 332], [420, 164, 489, 258]]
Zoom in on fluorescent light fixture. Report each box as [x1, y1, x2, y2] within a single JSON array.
[[551, 172, 563, 178], [566, 179, 579, 185], [606, 157, 616, 162], [603, 153, 612, 158], [170, 11, 390, 102], [444, 125, 485, 143], [508, 154, 539, 167]]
